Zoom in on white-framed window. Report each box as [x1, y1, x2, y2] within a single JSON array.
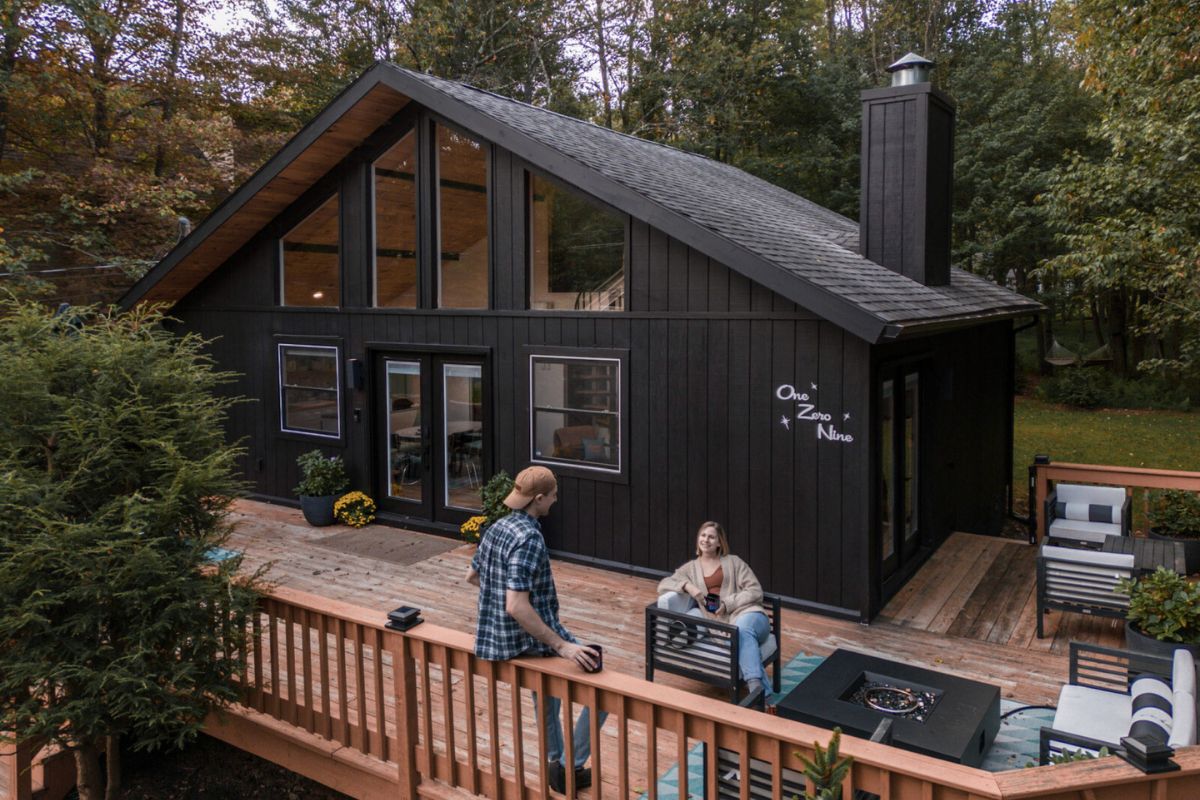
[[278, 343, 341, 438], [529, 354, 621, 474]]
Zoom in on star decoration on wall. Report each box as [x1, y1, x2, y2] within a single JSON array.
[[780, 415, 790, 430], [844, 412, 851, 421], [810, 382, 818, 391]]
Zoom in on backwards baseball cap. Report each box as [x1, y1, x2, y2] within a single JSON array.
[[503, 466, 558, 510]]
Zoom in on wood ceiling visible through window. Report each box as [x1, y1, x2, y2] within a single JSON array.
[[374, 130, 418, 308], [437, 125, 488, 309], [281, 194, 340, 307]]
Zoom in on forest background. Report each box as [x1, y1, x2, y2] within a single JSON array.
[[0, 0, 1196, 391]]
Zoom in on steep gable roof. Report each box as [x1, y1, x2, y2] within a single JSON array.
[[122, 62, 1040, 342]]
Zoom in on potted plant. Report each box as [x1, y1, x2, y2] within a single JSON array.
[[1147, 489, 1200, 573], [295, 449, 348, 526], [1119, 567, 1200, 658], [459, 471, 515, 547], [793, 727, 853, 800]]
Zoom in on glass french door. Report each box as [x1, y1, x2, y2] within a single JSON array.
[[376, 352, 487, 525], [880, 366, 922, 581]]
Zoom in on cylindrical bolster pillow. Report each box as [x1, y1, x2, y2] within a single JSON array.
[[1129, 676, 1174, 743]]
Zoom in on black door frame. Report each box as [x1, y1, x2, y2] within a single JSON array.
[[877, 356, 931, 599], [369, 343, 491, 529]]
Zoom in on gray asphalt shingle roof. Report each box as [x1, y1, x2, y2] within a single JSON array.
[[397, 66, 1040, 336]]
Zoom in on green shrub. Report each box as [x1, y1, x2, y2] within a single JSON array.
[[794, 727, 853, 800], [1036, 367, 1192, 410], [1148, 489, 1200, 538], [481, 470, 515, 528], [1036, 366, 1111, 408], [294, 450, 348, 497], [1119, 567, 1200, 644]]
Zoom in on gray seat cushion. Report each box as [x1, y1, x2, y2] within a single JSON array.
[[1049, 518, 1122, 545], [1052, 684, 1131, 747]]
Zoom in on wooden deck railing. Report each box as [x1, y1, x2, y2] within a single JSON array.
[[8, 582, 1200, 799], [1033, 461, 1200, 543]]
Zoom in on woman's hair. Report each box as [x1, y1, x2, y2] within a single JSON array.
[[695, 521, 730, 557]]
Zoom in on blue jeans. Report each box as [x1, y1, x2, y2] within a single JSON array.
[[734, 611, 771, 683], [672, 595, 769, 683], [534, 692, 609, 769]]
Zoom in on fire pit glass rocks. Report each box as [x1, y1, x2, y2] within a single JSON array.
[[842, 673, 942, 722]]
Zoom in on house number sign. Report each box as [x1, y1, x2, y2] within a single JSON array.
[[775, 383, 854, 444]]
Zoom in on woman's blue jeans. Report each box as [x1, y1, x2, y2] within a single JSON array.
[[671, 594, 769, 682]]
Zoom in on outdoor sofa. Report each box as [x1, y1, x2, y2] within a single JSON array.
[[1036, 544, 1135, 638], [1045, 483, 1131, 548]]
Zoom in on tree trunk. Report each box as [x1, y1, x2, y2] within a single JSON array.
[[154, 0, 187, 177], [74, 740, 104, 800], [594, 0, 613, 129], [1106, 291, 1129, 377], [0, 16, 22, 162], [105, 734, 121, 799], [1038, 306, 1054, 376]]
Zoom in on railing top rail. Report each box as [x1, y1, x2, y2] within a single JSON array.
[[1037, 462, 1200, 485], [994, 745, 1200, 798]]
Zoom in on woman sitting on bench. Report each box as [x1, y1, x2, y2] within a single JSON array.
[[657, 521, 771, 697]]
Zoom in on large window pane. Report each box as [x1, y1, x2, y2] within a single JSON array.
[[282, 194, 339, 307], [443, 364, 483, 511], [531, 356, 619, 472], [279, 344, 340, 437], [375, 132, 418, 308], [437, 126, 488, 309], [530, 173, 625, 311], [387, 360, 423, 502]]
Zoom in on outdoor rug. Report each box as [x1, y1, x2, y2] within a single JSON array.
[[640, 653, 1056, 799]]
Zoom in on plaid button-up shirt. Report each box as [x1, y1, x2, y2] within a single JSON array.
[[471, 510, 574, 661]]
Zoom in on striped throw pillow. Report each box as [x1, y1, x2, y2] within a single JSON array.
[[1056, 501, 1119, 524], [1129, 677, 1174, 743]]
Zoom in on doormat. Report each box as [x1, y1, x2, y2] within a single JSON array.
[[312, 527, 462, 567], [640, 653, 1057, 798]]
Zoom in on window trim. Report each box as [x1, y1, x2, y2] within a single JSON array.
[[526, 347, 628, 481], [277, 342, 342, 440], [279, 190, 341, 308]]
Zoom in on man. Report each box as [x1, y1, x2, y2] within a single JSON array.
[[466, 466, 604, 795]]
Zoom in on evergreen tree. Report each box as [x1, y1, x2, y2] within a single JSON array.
[[0, 298, 262, 800]]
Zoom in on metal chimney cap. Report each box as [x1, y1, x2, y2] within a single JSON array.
[[887, 52, 935, 86]]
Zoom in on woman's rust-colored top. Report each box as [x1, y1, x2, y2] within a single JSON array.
[[703, 565, 723, 594]]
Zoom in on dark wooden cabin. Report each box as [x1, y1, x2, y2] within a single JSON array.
[[121, 59, 1040, 621]]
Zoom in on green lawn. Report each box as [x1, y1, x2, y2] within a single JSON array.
[[1012, 395, 1200, 512]]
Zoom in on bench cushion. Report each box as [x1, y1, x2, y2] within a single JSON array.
[[1049, 518, 1122, 545], [1170, 690, 1197, 748], [1052, 684, 1131, 745], [1175, 650, 1197, 697]]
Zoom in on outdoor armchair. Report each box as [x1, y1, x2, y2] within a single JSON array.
[[1039, 642, 1197, 764], [645, 591, 782, 705], [1036, 544, 1135, 638], [1044, 483, 1131, 547]]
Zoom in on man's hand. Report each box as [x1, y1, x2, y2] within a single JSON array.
[[558, 641, 600, 671], [466, 567, 479, 586]]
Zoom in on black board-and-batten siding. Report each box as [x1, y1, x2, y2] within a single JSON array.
[[174, 113, 1013, 622]]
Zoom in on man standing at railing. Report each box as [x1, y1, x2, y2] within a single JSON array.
[[466, 465, 605, 796]]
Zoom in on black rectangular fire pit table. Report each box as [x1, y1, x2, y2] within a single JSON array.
[[776, 649, 1000, 767]]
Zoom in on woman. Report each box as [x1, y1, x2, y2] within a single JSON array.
[[657, 521, 771, 697]]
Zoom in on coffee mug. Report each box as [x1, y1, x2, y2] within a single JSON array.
[[584, 644, 603, 673], [704, 593, 720, 613]]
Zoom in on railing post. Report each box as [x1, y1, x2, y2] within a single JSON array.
[[390, 632, 419, 797], [1033, 456, 1051, 544], [1, 738, 35, 800]]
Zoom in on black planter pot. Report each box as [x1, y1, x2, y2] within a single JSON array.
[[1148, 527, 1200, 574], [1125, 621, 1200, 659], [299, 494, 337, 527]]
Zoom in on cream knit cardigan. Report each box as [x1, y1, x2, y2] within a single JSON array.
[[656, 554, 766, 625]]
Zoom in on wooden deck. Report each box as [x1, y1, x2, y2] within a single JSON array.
[[225, 499, 1121, 708]]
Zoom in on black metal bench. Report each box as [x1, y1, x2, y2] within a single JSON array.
[[645, 593, 782, 705]]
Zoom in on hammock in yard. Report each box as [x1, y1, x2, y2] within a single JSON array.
[[1083, 343, 1112, 364], [1044, 339, 1080, 366]]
